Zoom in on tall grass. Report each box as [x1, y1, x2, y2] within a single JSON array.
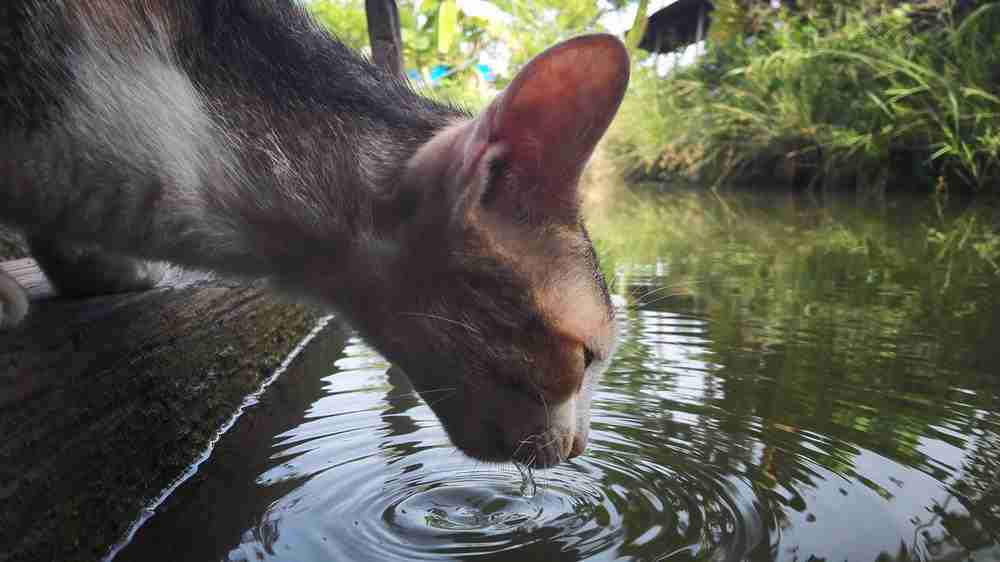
[[608, 3, 1000, 193]]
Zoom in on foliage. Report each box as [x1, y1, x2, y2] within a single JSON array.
[[488, 0, 613, 72], [609, 2, 1000, 193], [309, 0, 496, 104], [308, 0, 372, 53], [310, 0, 620, 92], [309, 0, 614, 111], [708, 0, 780, 44]]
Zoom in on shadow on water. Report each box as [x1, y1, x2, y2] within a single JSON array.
[[116, 188, 1000, 561]]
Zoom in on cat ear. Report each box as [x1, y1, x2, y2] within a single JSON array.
[[465, 34, 629, 222]]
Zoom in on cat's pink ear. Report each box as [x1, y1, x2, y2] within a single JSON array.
[[468, 34, 629, 222]]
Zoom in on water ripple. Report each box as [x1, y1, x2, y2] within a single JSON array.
[[117, 254, 1000, 562]]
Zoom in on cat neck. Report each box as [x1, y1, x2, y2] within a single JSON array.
[[155, 3, 464, 288], [179, 104, 461, 307]]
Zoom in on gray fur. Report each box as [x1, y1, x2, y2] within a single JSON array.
[[0, 1, 627, 467]]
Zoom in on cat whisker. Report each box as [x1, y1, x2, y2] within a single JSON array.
[[633, 283, 675, 303], [511, 437, 531, 459], [636, 289, 693, 309], [632, 284, 679, 307], [393, 386, 457, 398], [396, 312, 481, 335], [421, 390, 458, 409], [540, 431, 561, 450], [628, 279, 705, 310], [539, 391, 550, 434], [512, 432, 543, 464]]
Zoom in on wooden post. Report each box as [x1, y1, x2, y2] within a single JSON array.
[[626, 0, 651, 51], [366, 0, 404, 78], [695, 0, 706, 55]]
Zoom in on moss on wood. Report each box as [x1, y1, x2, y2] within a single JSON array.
[[0, 279, 321, 562]]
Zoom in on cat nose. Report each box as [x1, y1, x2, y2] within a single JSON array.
[[567, 434, 586, 459], [556, 432, 574, 459]]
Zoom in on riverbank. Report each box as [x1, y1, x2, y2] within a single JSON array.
[[608, 3, 1000, 195], [0, 266, 321, 562]]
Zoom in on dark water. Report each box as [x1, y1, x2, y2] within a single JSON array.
[[115, 191, 1000, 561]]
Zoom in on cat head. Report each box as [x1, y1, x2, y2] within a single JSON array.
[[352, 34, 628, 467]]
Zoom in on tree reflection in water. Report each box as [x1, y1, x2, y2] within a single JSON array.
[[589, 189, 1000, 561]]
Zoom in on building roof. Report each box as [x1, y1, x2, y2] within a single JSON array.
[[638, 0, 714, 53]]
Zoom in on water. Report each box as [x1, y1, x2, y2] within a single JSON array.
[[115, 190, 1000, 561]]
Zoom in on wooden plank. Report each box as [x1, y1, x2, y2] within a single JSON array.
[[0, 275, 322, 562]]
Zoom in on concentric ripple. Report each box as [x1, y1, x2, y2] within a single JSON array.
[[223, 320, 769, 562], [116, 256, 1000, 561], [116, 316, 771, 562]]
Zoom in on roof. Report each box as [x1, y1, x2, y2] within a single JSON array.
[[638, 0, 714, 53]]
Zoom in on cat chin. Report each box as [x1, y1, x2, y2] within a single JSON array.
[[419, 383, 589, 469]]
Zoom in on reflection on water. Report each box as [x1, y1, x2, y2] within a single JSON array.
[[116, 190, 1000, 561]]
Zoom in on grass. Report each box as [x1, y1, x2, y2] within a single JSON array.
[[607, 3, 1000, 194]]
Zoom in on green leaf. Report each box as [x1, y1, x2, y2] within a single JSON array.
[[962, 87, 1000, 105], [437, 0, 458, 54]]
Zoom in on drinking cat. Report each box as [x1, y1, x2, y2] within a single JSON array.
[[0, 0, 627, 467]]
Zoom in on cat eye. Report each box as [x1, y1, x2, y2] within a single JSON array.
[[583, 347, 596, 369]]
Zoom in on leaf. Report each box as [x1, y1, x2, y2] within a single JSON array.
[[866, 92, 893, 118], [962, 87, 1000, 105], [929, 145, 953, 161], [437, 0, 458, 54]]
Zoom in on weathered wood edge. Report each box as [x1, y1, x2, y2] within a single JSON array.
[[0, 262, 323, 562]]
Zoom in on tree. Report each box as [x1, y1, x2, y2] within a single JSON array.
[[308, 0, 371, 52]]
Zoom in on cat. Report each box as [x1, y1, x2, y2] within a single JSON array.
[[0, 0, 627, 468]]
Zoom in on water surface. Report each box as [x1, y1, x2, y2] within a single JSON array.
[[116, 190, 1000, 561]]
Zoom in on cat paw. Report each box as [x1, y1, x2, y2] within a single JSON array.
[[29, 238, 164, 298], [0, 271, 29, 329]]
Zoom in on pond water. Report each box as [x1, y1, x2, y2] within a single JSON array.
[[114, 190, 1000, 561]]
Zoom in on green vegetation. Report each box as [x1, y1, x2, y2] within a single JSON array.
[[308, 0, 1000, 199], [308, 0, 617, 111], [608, 2, 1000, 193]]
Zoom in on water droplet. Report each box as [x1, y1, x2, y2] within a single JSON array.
[[514, 461, 537, 499]]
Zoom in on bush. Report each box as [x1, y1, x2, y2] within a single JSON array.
[[608, 3, 1000, 193]]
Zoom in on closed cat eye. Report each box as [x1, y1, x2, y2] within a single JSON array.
[[583, 347, 596, 369]]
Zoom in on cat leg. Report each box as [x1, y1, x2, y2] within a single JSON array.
[[27, 237, 165, 298], [0, 270, 29, 329]]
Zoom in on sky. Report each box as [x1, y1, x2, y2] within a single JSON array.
[[458, 0, 698, 78], [600, 0, 678, 35]]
